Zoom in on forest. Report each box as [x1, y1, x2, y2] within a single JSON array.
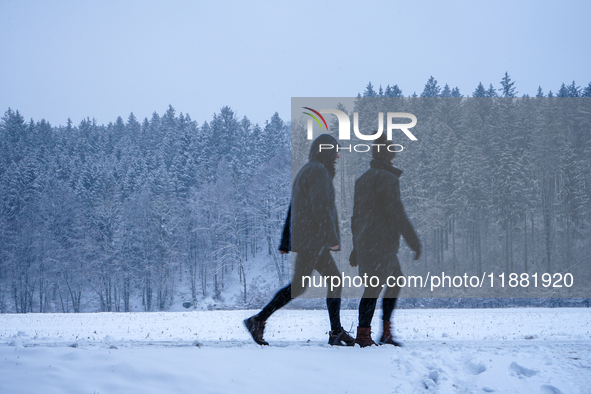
[[1, 74, 590, 312], [0, 104, 291, 313]]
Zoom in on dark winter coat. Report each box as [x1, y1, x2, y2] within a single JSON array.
[[351, 159, 420, 275], [279, 134, 340, 253], [279, 204, 291, 253]]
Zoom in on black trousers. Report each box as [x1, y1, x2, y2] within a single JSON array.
[[256, 249, 342, 330], [358, 256, 403, 328], [358, 287, 399, 328]]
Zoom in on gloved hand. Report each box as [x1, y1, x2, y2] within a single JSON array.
[[349, 249, 358, 267]]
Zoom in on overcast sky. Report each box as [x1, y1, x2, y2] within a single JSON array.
[[1, 0, 589, 127]]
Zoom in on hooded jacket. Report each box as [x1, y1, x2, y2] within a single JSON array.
[[279, 134, 340, 253], [351, 159, 420, 269]]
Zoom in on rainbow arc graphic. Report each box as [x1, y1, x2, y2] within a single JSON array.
[[302, 107, 328, 132]]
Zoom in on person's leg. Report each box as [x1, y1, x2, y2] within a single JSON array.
[[379, 259, 403, 346], [244, 251, 314, 345], [314, 249, 343, 331], [244, 284, 292, 345], [381, 259, 402, 322], [256, 251, 314, 321], [358, 297, 377, 327], [355, 285, 381, 347], [381, 296, 398, 322], [379, 291, 401, 346], [255, 283, 292, 322], [358, 279, 382, 326], [326, 298, 341, 330], [358, 264, 383, 327], [313, 249, 355, 345]]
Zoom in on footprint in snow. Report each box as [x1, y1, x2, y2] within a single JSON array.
[[465, 360, 487, 375], [428, 369, 439, 383], [422, 369, 440, 390], [540, 385, 563, 394], [509, 361, 537, 378]]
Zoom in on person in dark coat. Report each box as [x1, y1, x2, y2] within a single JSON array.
[[244, 134, 354, 346], [350, 134, 421, 347]]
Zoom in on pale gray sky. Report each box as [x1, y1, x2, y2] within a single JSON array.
[[1, 0, 589, 127]]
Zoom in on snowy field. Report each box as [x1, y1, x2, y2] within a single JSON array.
[[1, 308, 590, 394]]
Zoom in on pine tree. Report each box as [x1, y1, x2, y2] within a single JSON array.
[[126, 113, 141, 142], [1, 109, 27, 163], [363, 82, 377, 97], [567, 81, 581, 97], [421, 76, 441, 97], [208, 106, 240, 176], [114, 116, 125, 140], [472, 82, 486, 97], [440, 83, 452, 97], [384, 85, 392, 97], [486, 84, 498, 97], [387, 84, 403, 97], [557, 83, 569, 97], [499, 72, 517, 97]]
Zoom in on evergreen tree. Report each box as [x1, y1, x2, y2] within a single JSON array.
[[126, 112, 141, 142], [440, 83, 452, 97], [421, 76, 441, 97], [114, 116, 125, 140], [567, 81, 581, 97], [486, 84, 498, 97], [557, 83, 569, 97], [363, 82, 377, 97], [472, 82, 486, 97], [499, 72, 517, 97], [1, 109, 27, 163], [385, 84, 403, 97]]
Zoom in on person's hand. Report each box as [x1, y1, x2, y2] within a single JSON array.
[[349, 249, 358, 267], [279, 250, 288, 255], [414, 246, 421, 260], [329, 244, 340, 251]]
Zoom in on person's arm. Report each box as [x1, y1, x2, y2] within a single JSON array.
[[349, 180, 360, 266], [308, 168, 339, 248], [385, 176, 421, 259]]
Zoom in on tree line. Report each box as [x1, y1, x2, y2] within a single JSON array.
[[331, 74, 590, 299], [1, 73, 589, 312], [0, 106, 290, 313]]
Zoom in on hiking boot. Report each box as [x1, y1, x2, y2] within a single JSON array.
[[328, 326, 355, 346], [379, 320, 402, 347], [354, 326, 377, 348], [243, 316, 269, 346]]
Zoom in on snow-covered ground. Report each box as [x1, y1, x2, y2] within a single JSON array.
[[1, 308, 590, 393]]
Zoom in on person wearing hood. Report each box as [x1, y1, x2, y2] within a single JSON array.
[[350, 134, 421, 347], [244, 134, 354, 346]]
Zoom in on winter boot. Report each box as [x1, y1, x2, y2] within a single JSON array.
[[328, 326, 355, 346], [379, 320, 402, 347], [354, 326, 377, 348], [243, 316, 269, 346]]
